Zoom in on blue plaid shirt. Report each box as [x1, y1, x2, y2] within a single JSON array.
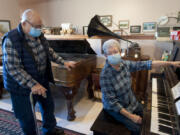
[[3, 36, 64, 89], [100, 59, 152, 113]]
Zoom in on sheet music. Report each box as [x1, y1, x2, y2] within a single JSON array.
[[176, 100, 180, 115], [171, 81, 180, 100]]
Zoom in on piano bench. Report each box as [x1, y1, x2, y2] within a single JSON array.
[[90, 109, 131, 135]]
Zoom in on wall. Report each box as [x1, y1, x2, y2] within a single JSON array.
[[0, 0, 21, 55], [17, 0, 179, 61], [18, 0, 180, 34], [0, 0, 20, 29]]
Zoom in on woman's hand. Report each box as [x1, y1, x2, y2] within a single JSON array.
[[130, 114, 142, 124], [171, 61, 180, 68]]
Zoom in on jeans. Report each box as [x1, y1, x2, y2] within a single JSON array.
[[105, 104, 143, 135], [10, 89, 56, 135]]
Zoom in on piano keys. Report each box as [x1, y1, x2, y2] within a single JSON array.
[[150, 77, 178, 135], [142, 66, 180, 135], [142, 41, 180, 135]]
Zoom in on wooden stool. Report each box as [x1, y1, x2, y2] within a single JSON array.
[[91, 109, 131, 135]]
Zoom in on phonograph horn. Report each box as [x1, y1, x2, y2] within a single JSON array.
[[87, 15, 133, 44]]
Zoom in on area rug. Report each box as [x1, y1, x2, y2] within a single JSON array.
[[0, 108, 83, 135]]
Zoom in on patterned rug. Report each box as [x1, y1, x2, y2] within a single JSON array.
[[0, 109, 83, 135]]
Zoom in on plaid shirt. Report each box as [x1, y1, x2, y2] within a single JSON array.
[[2, 36, 64, 89], [100, 59, 152, 113]]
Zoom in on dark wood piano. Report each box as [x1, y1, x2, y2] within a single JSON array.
[[46, 35, 96, 121], [142, 41, 180, 135]]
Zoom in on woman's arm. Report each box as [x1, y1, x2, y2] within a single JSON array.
[[120, 108, 142, 124], [152, 61, 180, 68]]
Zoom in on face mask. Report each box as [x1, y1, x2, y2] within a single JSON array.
[[29, 27, 41, 37], [107, 53, 121, 65]]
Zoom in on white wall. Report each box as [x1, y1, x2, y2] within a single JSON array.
[[18, 0, 177, 61], [0, 0, 20, 29], [18, 0, 180, 34]]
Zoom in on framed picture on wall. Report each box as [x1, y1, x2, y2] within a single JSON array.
[[130, 25, 141, 33], [0, 20, 11, 38], [99, 15, 112, 27], [178, 11, 180, 22], [83, 26, 88, 35], [157, 27, 170, 37], [143, 22, 156, 32], [119, 20, 129, 29], [113, 30, 123, 35]]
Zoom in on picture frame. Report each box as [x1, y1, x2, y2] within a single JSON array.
[[99, 15, 112, 27], [143, 22, 156, 32], [0, 20, 11, 38], [157, 27, 170, 37], [130, 25, 141, 33], [119, 20, 129, 29], [83, 26, 88, 35], [178, 11, 180, 22], [113, 30, 123, 35]]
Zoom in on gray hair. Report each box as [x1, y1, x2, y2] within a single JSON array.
[[21, 9, 34, 23], [103, 39, 120, 54]]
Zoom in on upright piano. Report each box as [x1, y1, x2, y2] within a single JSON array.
[[142, 41, 180, 135], [46, 35, 96, 121]]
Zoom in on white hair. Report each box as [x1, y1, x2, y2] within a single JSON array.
[[21, 9, 34, 23], [103, 39, 120, 54]]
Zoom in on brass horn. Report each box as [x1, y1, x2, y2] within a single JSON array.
[[87, 15, 133, 43]]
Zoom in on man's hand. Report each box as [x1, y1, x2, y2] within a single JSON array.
[[130, 114, 142, 124], [64, 61, 77, 71], [31, 83, 47, 98]]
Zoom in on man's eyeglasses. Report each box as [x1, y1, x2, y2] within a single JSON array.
[[26, 20, 44, 29]]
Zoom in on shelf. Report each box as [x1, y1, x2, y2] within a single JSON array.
[[156, 37, 172, 42], [45, 34, 155, 40], [121, 34, 155, 40], [45, 34, 88, 40]]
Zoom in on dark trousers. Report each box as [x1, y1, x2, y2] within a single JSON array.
[[105, 104, 143, 135], [10, 90, 56, 135]]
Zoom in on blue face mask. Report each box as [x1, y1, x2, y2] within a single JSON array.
[[29, 27, 41, 37], [107, 53, 121, 65]]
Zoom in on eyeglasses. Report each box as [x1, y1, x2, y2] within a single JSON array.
[[107, 49, 120, 55], [26, 20, 44, 29]]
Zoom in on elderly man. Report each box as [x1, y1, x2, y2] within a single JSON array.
[[2, 9, 76, 135], [100, 39, 180, 135]]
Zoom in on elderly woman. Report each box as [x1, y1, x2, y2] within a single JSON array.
[[100, 39, 180, 135]]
